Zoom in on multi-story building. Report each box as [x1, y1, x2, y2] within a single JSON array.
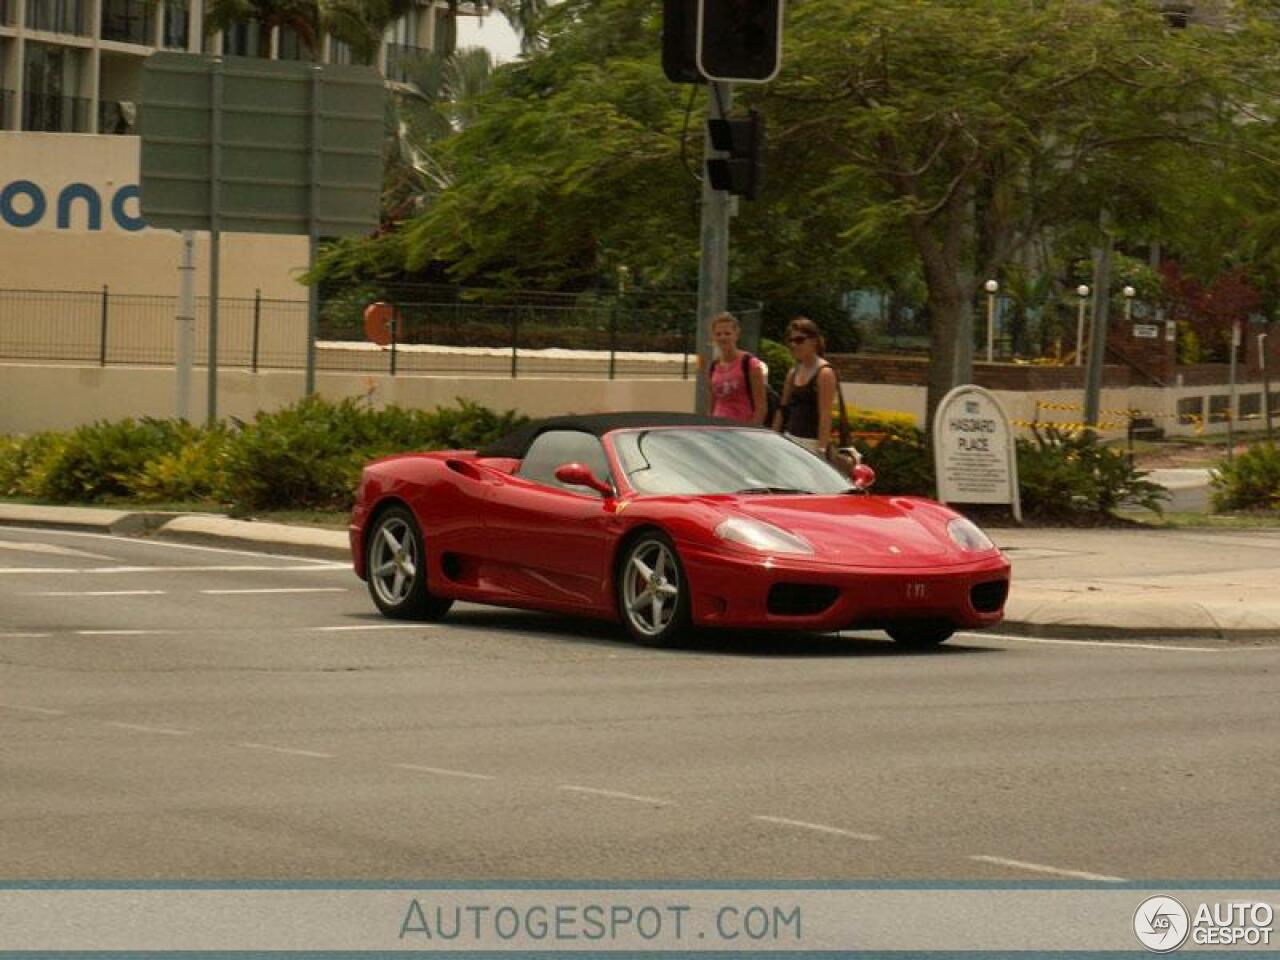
[[0, 0, 456, 135]]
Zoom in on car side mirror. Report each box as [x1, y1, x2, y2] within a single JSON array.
[[852, 464, 876, 491], [554, 462, 613, 497]]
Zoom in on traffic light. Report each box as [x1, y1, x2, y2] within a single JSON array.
[[697, 0, 784, 83], [706, 110, 764, 199], [662, 0, 702, 84]]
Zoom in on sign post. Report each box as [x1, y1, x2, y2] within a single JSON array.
[[932, 384, 1021, 523], [140, 53, 385, 424]]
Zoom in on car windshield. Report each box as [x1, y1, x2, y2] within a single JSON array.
[[611, 428, 853, 496]]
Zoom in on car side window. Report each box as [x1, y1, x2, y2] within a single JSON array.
[[517, 430, 612, 496]]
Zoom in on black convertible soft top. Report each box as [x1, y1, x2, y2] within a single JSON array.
[[478, 411, 740, 459]]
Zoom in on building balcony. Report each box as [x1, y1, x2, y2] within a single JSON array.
[[25, 0, 88, 35]]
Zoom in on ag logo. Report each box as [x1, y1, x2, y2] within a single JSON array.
[[1134, 895, 1190, 952]]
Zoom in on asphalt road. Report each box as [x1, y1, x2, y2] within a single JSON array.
[[1, 526, 1276, 882]]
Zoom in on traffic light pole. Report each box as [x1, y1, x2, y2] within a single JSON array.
[[694, 80, 732, 415]]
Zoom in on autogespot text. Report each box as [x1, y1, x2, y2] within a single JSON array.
[[399, 899, 803, 945]]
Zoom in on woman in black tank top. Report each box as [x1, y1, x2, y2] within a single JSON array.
[[773, 316, 837, 455]]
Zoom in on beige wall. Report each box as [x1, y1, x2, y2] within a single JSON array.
[[1, 361, 1262, 439], [0, 132, 310, 298], [0, 363, 700, 433]]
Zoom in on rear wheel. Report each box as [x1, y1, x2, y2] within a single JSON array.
[[887, 622, 954, 648], [366, 506, 453, 621], [616, 531, 690, 645]]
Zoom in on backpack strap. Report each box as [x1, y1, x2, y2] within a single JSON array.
[[740, 353, 755, 412]]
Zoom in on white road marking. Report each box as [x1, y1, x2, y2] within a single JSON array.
[[0, 528, 343, 564], [312, 624, 429, 632], [0, 703, 66, 716], [29, 590, 167, 597], [0, 564, 346, 575], [559, 785, 674, 806], [202, 587, 348, 595], [0, 632, 52, 639], [75, 629, 172, 636], [969, 854, 1126, 883], [963, 631, 1224, 653], [393, 763, 497, 781], [238, 742, 335, 759], [0, 541, 116, 560], [753, 815, 881, 842], [103, 721, 190, 736]]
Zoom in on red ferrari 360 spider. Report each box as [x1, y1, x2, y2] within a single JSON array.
[[350, 412, 1010, 646]]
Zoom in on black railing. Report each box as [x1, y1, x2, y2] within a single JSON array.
[[100, 0, 151, 44], [0, 287, 759, 380], [23, 92, 92, 132]]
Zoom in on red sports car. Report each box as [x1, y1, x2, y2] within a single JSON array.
[[350, 412, 1010, 646]]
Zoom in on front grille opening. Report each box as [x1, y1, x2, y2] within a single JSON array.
[[970, 579, 1009, 613], [768, 583, 839, 616], [440, 552, 463, 581]]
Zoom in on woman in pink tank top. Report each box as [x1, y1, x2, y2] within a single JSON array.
[[707, 312, 768, 425]]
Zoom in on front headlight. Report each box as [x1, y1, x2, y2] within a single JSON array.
[[947, 516, 995, 552], [715, 516, 813, 555]]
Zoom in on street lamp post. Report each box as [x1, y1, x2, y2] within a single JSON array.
[[1075, 284, 1090, 367], [984, 279, 999, 363], [1123, 285, 1136, 324]]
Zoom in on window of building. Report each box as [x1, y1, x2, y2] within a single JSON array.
[[23, 42, 88, 132], [277, 25, 307, 60], [26, 0, 87, 35], [221, 21, 263, 57], [328, 37, 353, 64], [163, 0, 189, 49], [517, 431, 612, 496], [101, 0, 151, 45]]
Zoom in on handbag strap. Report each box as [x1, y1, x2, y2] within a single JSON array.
[[828, 362, 851, 447]]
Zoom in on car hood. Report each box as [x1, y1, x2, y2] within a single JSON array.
[[730, 495, 994, 568]]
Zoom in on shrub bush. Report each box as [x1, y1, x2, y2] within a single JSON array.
[[131, 426, 232, 503], [1211, 443, 1280, 512], [34, 418, 198, 503], [1016, 427, 1167, 520]]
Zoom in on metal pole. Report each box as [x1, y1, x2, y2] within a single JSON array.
[[985, 292, 994, 363], [1260, 332, 1273, 444], [1075, 297, 1087, 367], [389, 302, 397, 376], [207, 58, 223, 427], [1227, 320, 1239, 461], [176, 231, 195, 420], [98, 284, 109, 366], [694, 80, 732, 414], [511, 310, 519, 378], [304, 64, 320, 397], [1084, 225, 1113, 431], [251, 287, 261, 373]]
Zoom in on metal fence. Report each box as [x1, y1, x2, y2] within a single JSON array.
[[0, 287, 764, 380]]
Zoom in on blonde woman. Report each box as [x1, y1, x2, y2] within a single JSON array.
[[773, 316, 837, 454], [706, 311, 769, 426]]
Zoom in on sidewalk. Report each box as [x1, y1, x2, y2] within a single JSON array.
[[2, 503, 1278, 642]]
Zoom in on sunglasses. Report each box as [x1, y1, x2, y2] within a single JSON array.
[[787, 335, 813, 345]]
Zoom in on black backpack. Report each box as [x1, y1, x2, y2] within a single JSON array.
[[711, 352, 781, 425]]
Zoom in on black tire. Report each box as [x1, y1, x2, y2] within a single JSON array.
[[365, 505, 453, 621], [887, 622, 955, 648], [616, 531, 691, 645]]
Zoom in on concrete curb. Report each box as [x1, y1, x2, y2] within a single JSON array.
[[153, 515, 349, 561]]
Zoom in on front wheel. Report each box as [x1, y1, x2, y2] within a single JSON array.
[[616, 531, 690, 645], [887, 622, 954, 648], [366, 505, 453, 621]]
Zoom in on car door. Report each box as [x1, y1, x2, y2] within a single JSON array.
[[482, 429, 617, 609]]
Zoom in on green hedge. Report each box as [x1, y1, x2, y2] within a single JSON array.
[[0, 397, 526, 513], [1211, 443, 1280, 512]]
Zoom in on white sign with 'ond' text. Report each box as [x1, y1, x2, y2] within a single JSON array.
[[932, 384, 1020, 522]]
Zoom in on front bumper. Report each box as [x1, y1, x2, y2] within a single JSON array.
[[681, 546, 1010, 631]]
